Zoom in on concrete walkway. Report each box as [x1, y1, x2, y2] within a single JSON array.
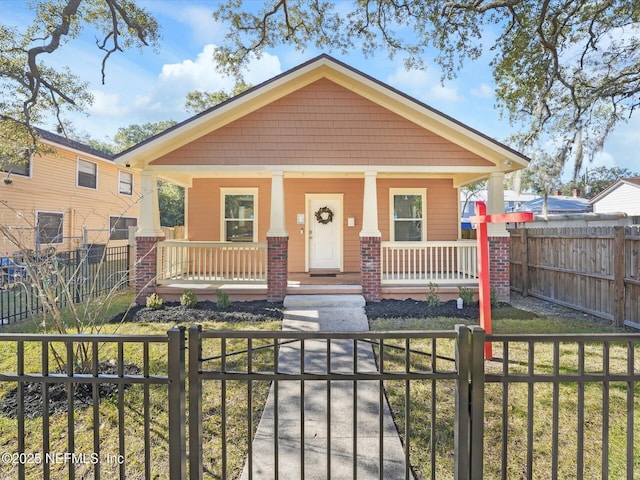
[[240, 295, 412, 480]]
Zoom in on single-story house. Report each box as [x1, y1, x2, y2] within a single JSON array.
[[590, 177, 640, 216], [116, 55, 529, 303]]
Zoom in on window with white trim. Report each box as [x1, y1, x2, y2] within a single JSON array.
[[77, 158, 97, 189], [0, 154, 31, 177], [118, 171, 133, 195], [390, 189, 426, 241], [37, 211, 64, 244], [110, 216, 137, 240], [221, 189, 257, 242]]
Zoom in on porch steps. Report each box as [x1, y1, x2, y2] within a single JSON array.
[[286, 283, 363, 296]]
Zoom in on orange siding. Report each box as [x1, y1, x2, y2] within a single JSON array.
[[187, 177, 458, 273], [187, 178, 271, 241], [151, 79, 492, 168]]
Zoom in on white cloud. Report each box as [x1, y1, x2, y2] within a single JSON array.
[[157, 44, 281, 105], [470, 83, 493, 99], [86, 91, 131, 117], [387, 66, 462, 103]]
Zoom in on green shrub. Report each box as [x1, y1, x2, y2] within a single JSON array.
[[146, 293, 164, 310], [180, 289, 198, 308], [216, 289, 230, 308], [458, 287, 475, 307], [426, 282, 440, 308], [490, 286, 498, 308]]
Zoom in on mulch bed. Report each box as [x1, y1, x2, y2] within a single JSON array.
[[365, 299, 481, 320], [0, 361, 140, 419], [109, 300, 285, 324]]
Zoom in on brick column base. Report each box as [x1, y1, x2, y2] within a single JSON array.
[[135, 236, 162, 304], [360, 236, 381, 302], [489, 236, 510, 303], [267, 236, 288, 303]]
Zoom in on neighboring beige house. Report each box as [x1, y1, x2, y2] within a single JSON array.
[[0, 129, 141, 257], [116, 55, 529, 303], [590, 177, 640, 216]]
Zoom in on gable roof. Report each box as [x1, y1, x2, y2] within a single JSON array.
[[589, 177, 640, 204], [36, 128, 114, 161], [115, 54, 529, 175]]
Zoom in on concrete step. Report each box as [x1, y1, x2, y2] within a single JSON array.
[[283, 294, 366, 310], [286, 284, 362, 296]]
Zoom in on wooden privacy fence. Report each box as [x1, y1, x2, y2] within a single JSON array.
[[510, 226, 640, 328]]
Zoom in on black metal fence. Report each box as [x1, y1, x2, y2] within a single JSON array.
[[0, 327, 638, 480], [0, 328, 184, 480], [0, 245, 130, 326]]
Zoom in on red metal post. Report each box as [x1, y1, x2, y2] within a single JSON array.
[[471, 201, 534, 360], [474, 202, 493, 359]]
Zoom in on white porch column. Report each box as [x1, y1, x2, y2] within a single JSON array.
[[487, 172, 508, 236], [360, 171, 381, 237], [267, 170, 288, 237], [136, 171, 164, 237]]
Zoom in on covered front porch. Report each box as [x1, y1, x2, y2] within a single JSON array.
[[151, 237, 480, 302]]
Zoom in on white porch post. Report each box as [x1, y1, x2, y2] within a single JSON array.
[[487, 172, 508, 237], [360, 171, 381, 238], [360, 171, 381, 301], [136, 171, 164, 238], [267, 171, 288, 238], [267, 171, 288, 302]]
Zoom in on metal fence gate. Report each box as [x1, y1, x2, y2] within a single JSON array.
[[187, 325, 486, 480]]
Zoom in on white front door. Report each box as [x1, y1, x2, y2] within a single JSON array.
[[307, 196, 342, 271]]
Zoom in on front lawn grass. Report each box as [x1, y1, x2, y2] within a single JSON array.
[[0, 290, 280, 480], [370, 305, 640, 479]]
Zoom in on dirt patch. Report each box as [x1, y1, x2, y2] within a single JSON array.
[[110, 300, 285, 324], [0, 362, 140, 419]]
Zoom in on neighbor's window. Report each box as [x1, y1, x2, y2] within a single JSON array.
[[118, 171, 133, 195], [390, 189, 426, 241], [77, 158, 97, 189], [0, 155, 30, 177], [37, 211, 64, 244], [110, 216, 137, 240], [222, 189, 257, 242]]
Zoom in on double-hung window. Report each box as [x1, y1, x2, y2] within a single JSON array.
[[37, 211, 64, 244], [222, 189, 257, 242], [110, 216, 137, 240], [77, 158, 97, 189], [390, 189, 426, 241], [119, 171, 133, 195], [0, 155, 30, 177]]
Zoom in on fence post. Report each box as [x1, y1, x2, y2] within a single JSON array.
[[455, 324, 471, 480], [468, 326, 485, 479], [188, 325, 203, 480], [521, 228, 529, 297], [613, 226, 625, 327], [168, 327, 186, 480]]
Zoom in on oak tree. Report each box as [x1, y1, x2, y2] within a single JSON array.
[[213, 0, 640, 178], [0, 0, 159, 166]]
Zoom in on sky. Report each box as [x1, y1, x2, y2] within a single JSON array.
[[4, 0, 639, 178]]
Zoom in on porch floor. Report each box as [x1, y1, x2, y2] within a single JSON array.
[[155, 272, 476, 301]]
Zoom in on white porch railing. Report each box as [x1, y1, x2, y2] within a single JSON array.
[[156, 240, 268, 284], [381, 240, 478, 285]]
